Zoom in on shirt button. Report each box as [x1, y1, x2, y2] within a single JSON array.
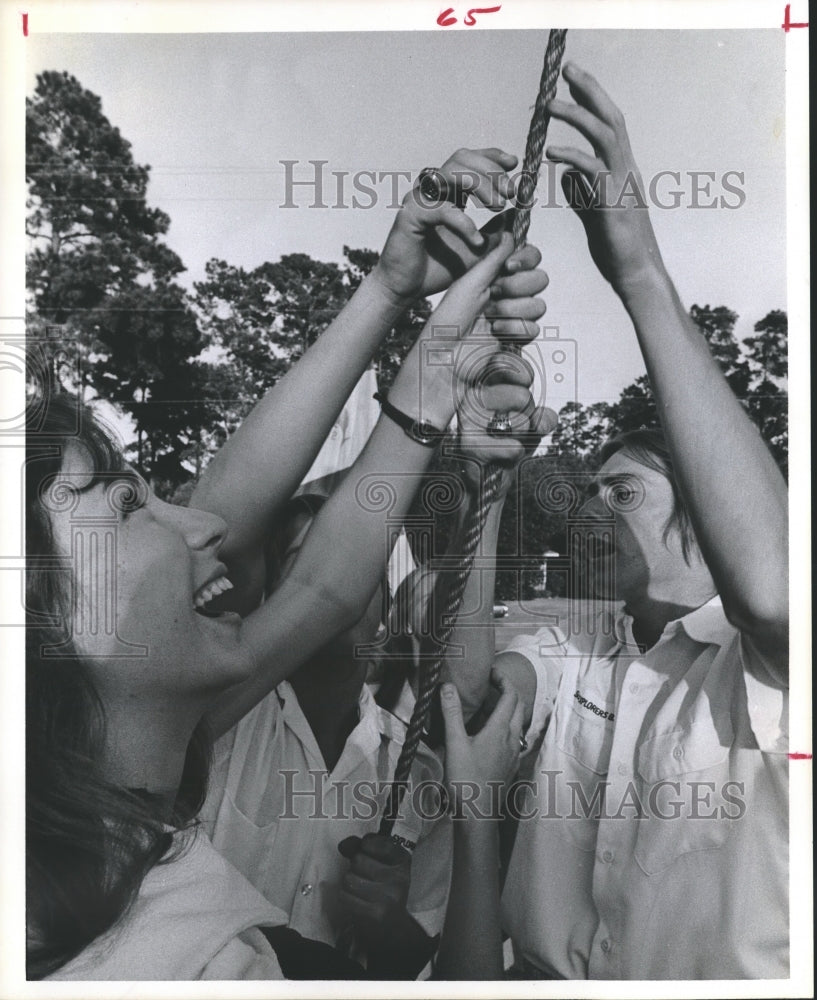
[[602, 849, 614, 863], [672, 745, 684, 759], [617, 763, 627, 776], [600, 938, 612, 953], [629, 682, 639, 694], [300, 883, 313, 896]]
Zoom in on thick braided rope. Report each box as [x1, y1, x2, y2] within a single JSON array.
[[379, 472, 500, 834], [513, 28, 567, 247], [379, 29, 567, 837]]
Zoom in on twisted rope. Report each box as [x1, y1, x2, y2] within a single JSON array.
[[380, 29, 567, 837], [513, 28, 567, 247]]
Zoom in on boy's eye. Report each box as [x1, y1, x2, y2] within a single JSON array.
[[602, 476, 644, 513]]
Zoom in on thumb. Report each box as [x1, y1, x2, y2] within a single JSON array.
[[561, 168, 596, 219], [338, 835, 363, 859], [520, 405, 559, 454], [423, 232, 516, 342], [461, 230, 515, 290], [440, 682, 467, 745]]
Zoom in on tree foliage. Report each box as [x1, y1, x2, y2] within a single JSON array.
[[27, 73, 788, 572], [191, 247, 431, 468], [508, 304, 788, 598], [549, 304, 788, 470], [26, 70, 207, 486]]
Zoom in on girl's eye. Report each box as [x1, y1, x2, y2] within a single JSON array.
[[105, 474, 150, 516]]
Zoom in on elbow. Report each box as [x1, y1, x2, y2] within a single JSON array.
[[289, 569, 372, 638], [723, 591, 789, 652]]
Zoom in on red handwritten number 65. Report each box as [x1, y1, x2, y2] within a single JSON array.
[[437, 6, 502, 27]]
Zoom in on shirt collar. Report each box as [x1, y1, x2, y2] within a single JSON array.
[[616, 595, 731, 648], [276, 678, 382, 768], [673, 595, 734, 645]]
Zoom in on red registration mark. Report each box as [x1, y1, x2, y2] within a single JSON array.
[[781, 3, 809, 30]]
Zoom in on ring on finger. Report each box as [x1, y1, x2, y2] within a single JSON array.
[[519, 735, 528, 752], [487, 413, 515, 437], [418, 167, 468, 210]]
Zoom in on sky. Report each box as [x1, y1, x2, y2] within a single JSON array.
[[2, 13, 812, 994], [24, 28, 786, 411]]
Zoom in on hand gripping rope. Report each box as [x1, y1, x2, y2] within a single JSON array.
[[379, 29, 568, 838]]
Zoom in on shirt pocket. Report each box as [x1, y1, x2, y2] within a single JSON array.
[[211, 790, 281, 886], [555, 702, 615, 851], [634, 727, 734, 875]]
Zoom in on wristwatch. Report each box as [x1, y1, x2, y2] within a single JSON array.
[[373, 392, 445, 447]]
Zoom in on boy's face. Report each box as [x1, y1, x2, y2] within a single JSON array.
[[577, 448, 691, 606]]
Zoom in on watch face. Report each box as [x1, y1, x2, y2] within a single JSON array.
[[411, 421, 438, 445]]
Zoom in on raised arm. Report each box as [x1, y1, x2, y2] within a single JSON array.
[[191, 149, 521, 611], [435, 678, 524, 980], [546, 63, 788, 670], [208, 233, 549, 736], [433, 372, 555, 725]]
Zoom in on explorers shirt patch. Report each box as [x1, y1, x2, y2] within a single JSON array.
[[574, 689, 615, 721]]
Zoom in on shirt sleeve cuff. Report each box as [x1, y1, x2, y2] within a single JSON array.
[[501, 632, 561, 755], [739, 633, 788, 753]]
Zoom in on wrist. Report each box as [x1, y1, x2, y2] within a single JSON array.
[[389, 359, 457, 432], [374, 392, 446, 447], [367, 265, 415, 314], [613, 258, 673, 308]]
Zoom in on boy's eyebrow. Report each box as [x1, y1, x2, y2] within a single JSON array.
[[598, 472, 639, 484]]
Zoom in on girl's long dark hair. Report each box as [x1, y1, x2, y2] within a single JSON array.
[[25, 392, 211, 979]]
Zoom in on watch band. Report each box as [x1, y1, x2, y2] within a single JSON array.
[[373, 392, 444, 447]]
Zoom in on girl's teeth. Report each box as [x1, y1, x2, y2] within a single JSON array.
[[194, 575, 233, 609]]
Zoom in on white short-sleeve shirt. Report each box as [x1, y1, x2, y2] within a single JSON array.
[[501, 598, 788, 980], [202, 681, 452, 947], [50, 829, 287, 981]]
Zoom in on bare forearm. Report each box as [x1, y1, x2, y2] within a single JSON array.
[[619, 264, 788, 645], [442, 498, 503, 720], [209, 422, 440, 736], [208, 235, 526, 734], [208, 336, 458, 735], [436, 822, 503, 980], [191, 273, 409, 575]]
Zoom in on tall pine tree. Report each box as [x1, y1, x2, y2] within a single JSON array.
[[26, 71, 210, 486]]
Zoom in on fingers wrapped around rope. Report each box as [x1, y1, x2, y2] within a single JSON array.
[[457, 377, 557, 467], [480, 243, 548, 340], [415, 147, 519, 212]]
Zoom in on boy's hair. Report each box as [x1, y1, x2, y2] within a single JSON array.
[[599, 427, 698, 564]]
